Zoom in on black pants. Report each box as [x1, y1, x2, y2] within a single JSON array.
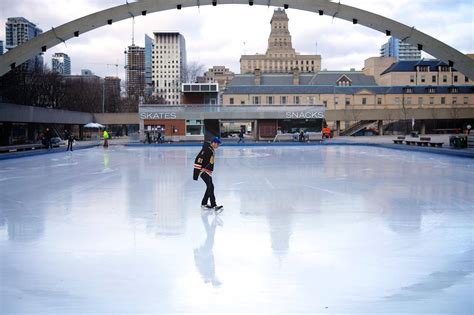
[[67, 139, 73, 151], [200, 173, 216, 207]]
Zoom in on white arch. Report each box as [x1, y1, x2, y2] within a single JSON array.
[[1, 0, 473, 78]]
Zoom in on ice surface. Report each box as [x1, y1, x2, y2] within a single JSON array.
[[1, 146, 473, 314]]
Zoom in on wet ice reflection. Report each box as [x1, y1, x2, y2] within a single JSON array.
[[0, 146, 473, 313]]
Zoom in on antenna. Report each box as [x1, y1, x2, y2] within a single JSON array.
[[243, 41, 246, 55], [131, 17, 135, 45]]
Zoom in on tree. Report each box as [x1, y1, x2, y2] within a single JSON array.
[[183, 61, 205, 83]]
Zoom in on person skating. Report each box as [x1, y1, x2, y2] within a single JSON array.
[[237, 129, 245, 143], [193, 137, 224, 212], [65, 130, 75, 151], [103, 129, 109, 148]]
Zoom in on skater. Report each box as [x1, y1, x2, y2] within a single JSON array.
[[193, 136, 223, 212], [44, 127, 53, 150], [237, 128, 245, 143], [103, 129, 109, 148], [65, 129, 75, 151], [145, 131, 151, 144], [299, 129, 305, 142]]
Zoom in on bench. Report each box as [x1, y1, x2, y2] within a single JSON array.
[[416, 137, 431, 146], [392, 136, 405, 144]]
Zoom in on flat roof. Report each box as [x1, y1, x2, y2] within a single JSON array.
[[139, 105, 325, 120]]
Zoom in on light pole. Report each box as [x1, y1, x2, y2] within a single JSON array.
[[102, 79, 105, 113]]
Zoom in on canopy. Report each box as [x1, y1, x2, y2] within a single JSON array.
[[83, 122, 105, 129]]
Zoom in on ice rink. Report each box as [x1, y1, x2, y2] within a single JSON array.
[[1, 145, 473, 314]]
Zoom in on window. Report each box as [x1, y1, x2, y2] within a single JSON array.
[[323, 100, 328, 107], [404, 87, 413, 93], [362, 98, 367, 105], [454, 75, 458, 82], [443, 75, 447, 83], [449, 87, 458, 93], [308, 96, 315, 105], [418, 97, 423, 105], [229, 97, 234, 105], [395, 97, 401, 105], [410, 75, 415, 83], [441, 97, 446, 104], [421, 75, 426, 83], [280, 96, 287, 105], [267, 96, 274, 104], [241, 101, 245, 105], [377, 97, 382, 105], [345, 98, 350, 106], [452, 97, 457, 105], [432, 75, 436, 83], [428, 87, 436, 93], [406, 97, 412, 105], [463, 97, 468, 105], [429, 97, 434, 105], [334, 97, 339, 105], [252, 96, 260, 104], [465, 76, 470, 83], [293, 96, 300, 105]]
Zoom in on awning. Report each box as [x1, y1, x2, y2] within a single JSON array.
[[139, 105, 325, 120]]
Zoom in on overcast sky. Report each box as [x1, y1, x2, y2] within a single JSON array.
[[1, 0, 472, 80]]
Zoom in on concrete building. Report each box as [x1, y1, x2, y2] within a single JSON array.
[[5, 17, 43, 71], [198, 66, 235, 89], [151, 32, 187, 105], [0, 40, 3, 55], [51, 52, 71, 75], [240, 8, 321, 74], [126, 44, 146, 99], [380, 37, 421, 61], [144, 34, 153, 96]]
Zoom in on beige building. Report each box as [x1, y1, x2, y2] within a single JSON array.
[[151, 32, 187, 104], [240, 8, 321, 74], [224, 57, 474, 134], [198, 66, 235, 89], [372, 58, 473, 87]]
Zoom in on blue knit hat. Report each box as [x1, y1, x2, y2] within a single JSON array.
[[211, 136, 222, 144]]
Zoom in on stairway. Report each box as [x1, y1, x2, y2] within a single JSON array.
[[340, 120, 377, 136]]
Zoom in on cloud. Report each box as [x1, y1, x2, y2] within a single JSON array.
[[1, 0, 472, 79]]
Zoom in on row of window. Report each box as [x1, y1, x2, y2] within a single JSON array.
[[410, 74, 469, 83], [228, 96, 470, 106], [248, 60, 315, 66]]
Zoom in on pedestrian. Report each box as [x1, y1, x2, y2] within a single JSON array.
[[103, 129, 109, 148], [193, 136, 224, 212], [237, 129, 245, 143]]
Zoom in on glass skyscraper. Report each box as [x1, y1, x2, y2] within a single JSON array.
[[380, 37, 421, 61]]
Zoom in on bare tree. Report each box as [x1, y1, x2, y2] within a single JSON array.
[[183, 61, 205, 83]]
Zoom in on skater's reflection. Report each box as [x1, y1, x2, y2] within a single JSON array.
[[194, 212, 222, 287]]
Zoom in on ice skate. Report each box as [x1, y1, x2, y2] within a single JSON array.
[[201, 204, 213, 210], [213, 205, 224, 214]]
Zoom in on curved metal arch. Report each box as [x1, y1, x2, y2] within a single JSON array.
[[1, 0, 473, 78]]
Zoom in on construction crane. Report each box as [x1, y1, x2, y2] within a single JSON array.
[[88, 62, 125, 77]]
